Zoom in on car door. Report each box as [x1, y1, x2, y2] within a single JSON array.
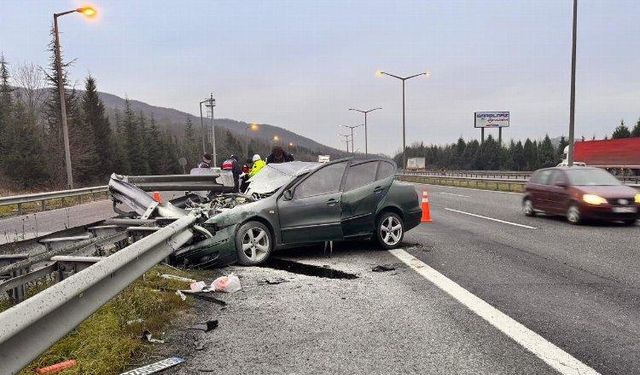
[[546, 170, 570, 214], [340, 160, 381, 238], [278, 161, 347, 244], [529, 169, 553, 210]]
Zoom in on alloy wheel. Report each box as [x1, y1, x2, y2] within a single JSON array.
[[241, 227, 270, 262], [380, 216, 403, 246], [523, 199, 534, 216], [567, 205, 581, 224]]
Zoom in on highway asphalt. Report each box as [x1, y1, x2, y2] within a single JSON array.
[[159, 183, 638, 374]]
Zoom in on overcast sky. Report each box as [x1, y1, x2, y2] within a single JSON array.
[[2, 0, 639, 154]]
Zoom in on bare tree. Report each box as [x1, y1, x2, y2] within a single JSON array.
[[13, 62, 46, 131]]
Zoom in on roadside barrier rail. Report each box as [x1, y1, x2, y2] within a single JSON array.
[[0, 214, 196, 374], [401, 170, 640, 187], [0, 185, 108, 216]]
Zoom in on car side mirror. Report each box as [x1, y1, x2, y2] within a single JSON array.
[[283, 189, 293, 200]]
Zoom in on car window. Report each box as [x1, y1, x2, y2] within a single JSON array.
[[344, 161, 378, 191], [377, 161, 396, 180], [565, 168, 622, 186], [549, 171, 568, 186], [530, 169, 553, 185], [294, 162, 347, 198]]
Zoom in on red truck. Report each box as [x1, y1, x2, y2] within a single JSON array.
[[562, 138, 640, 175]]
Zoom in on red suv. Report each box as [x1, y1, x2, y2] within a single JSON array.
[[523, 167, 639, 225]]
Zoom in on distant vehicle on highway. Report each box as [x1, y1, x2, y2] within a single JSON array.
[[522, 167, 639, 225], [562, 138, 640, 176]]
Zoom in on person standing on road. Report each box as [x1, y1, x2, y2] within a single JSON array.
[[221, 155, 242, 192], [249, 154, 266, 177], [198, 153, 213, 168], [266, 146, 294, 164]]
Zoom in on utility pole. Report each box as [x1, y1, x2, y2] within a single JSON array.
[[199, 99, 207, 153], [204, 94, 217, 166], [339, 134, 351, 153], [567, 0, 578, 167], [349, 107, 381, 155]]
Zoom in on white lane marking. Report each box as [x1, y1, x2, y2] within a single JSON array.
[[440, 192, 471, 198], [445, 208, 537, 229], [389, 249, 599, 375]]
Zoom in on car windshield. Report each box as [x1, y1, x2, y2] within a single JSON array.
[[245, 161, 321, 195], [565, 169, 622, 186]]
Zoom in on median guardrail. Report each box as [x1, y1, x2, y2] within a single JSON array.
[[0, 214, 196, 374], [0, 185, 108, 216], [399, 171, 640, 191]]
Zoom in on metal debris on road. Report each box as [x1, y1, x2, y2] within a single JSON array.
[[119, 357, 185, 375], [186, 319, 219, 332], [372, 264, 396, 272], [259, 277, 289, 285]]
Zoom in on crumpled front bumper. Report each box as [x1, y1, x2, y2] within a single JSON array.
[[172, 224, 239, 268]]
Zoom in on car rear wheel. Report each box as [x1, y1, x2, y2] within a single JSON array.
[[522, 198, 535, 217], [376, 212, 404, 249], [235, 221, 273, 265], [567, 204, 582, 225]]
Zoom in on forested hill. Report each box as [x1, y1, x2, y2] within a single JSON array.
[[96, 91, 344, 156]]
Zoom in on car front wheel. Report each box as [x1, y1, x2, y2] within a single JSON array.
[[376, 212, 404, 249], [235, 221, 273, 265], [522, 198, 535, 217], [567, 204, 582, 225]]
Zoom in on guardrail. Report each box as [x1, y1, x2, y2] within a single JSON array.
[[0, 214, 196, 374], [402, 170, 640, 185], [0, 185, 108, 216], [399, 171, 640, 190]]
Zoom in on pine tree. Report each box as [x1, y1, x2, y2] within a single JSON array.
[[112, 109, 131, 174], [512, 141, 525, 170], [136, 111, 151, 175], [182, 117, 200, 167], [122, 99, 145, 174], [612, 120, 631, 139], [538, 135, 556, 168], [523, 138, 538, 170], [146, 115, 163, 174], [631, 118, 640, 137], [556, 136, 568, 164], [82, 75, 114, 179]]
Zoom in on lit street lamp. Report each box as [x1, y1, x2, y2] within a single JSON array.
[[272, 135, 280, 143], [341, 124, 363, 155], [245, 123, 259, 156], [53, 6, 97, 188], [377, 70, 430, 168], [348, 107, 381, 155]]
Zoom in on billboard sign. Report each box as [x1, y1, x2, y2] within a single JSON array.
[[474, 111, 510, 128], [406, 157, 426, 170]]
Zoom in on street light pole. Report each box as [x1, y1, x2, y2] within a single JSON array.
[[567, 0, 578, 167], [349, 107, 381, 155], [377, 70, 430, 169], [341, 124, 363, 155], [52, 7, 96, 188], [339, 134, 351, 153]]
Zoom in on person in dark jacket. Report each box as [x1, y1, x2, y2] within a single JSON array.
[[266, 146, 294, 164], [221, 155, 242, 192], [197, 153, 213, 168]]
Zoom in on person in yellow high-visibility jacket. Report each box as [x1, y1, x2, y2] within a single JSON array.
[[249, 154, 266, 177]]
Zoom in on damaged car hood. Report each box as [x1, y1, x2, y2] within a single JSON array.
[[245, 161, 320, 196]]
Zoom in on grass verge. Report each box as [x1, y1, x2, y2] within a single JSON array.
[[399, 175, 525, 193], [0, 264, 195, 375]]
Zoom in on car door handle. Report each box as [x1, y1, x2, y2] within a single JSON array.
[[326, 198, 339, 206], [374, 186, 384, 194]]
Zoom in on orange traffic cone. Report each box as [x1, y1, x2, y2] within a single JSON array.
[[420, 191, 432, 223], [152, 191, 162, 203]]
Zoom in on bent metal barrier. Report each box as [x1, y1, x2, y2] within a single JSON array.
[[0, 214, 197, 374]]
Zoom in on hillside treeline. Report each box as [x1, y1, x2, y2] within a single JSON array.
[[0, 46, 319, 190]]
